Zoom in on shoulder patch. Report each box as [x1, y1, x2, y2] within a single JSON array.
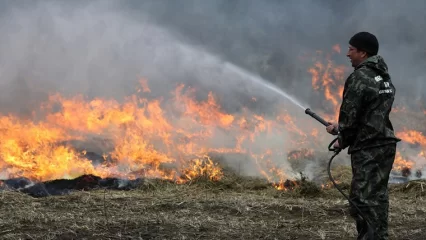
[[374, 75, 383, 82]]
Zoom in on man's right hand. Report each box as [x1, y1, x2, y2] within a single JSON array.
[[326, 123, 339, 135]]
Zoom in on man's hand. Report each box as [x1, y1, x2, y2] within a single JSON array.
[[333, 140, 340, 149], [326, 122, 339, 135]]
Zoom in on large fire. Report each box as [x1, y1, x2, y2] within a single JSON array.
[[0, 80, 300, 185], [0, 46, 425, 190]]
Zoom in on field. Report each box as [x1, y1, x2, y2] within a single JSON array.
[[1, 169, 425, 240]]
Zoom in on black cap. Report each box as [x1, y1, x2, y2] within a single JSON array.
[[349, 32, 379, 56]]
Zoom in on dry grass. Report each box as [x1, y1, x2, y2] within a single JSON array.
[[0, 172, 425, 240]]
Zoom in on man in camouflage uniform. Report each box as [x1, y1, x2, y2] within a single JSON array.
[[326, 32, 401, 240]]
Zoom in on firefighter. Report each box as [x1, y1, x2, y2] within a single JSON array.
[[326, 32, 401, 240]]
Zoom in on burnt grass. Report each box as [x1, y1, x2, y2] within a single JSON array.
[[0, 172, 425, 240]]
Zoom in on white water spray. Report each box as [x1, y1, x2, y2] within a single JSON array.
[[139, 26, 309, 111], [224, 63, 307, 110]]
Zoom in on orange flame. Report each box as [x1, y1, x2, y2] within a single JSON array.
[[177, 156, 223, 183], [393, 151, 415, 171], [332, 44, 341, 54], [396, 130, 426, 146], [138, 78, 151, 93], [392, 106, 406, 113], [307, 45, 347, 121]]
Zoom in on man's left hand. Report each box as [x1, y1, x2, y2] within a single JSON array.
[[326, 123, 339, 135], [333, 140, 340, 149]]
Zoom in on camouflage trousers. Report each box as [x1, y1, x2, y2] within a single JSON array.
[[349, 143, 396, 240]]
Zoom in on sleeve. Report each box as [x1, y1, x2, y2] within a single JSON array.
[[337, 72, 366, 149]]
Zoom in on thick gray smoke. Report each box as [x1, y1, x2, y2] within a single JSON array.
[[0, 0, 302, 117], [1, 0, 425, 114], [0, 0, 424, 180], [123, 0, 426, 108]]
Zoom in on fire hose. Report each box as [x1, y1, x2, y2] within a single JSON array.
[[305, 108, 374, 238]]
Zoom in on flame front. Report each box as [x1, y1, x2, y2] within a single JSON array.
[[0, 120, 97, 181], [397, 130, 426, 147], [0, 82, 302, 187]]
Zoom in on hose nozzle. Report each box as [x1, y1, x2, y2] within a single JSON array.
[[305, 108, 330, 127]]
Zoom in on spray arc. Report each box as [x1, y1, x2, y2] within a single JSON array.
[[304, 108, 375, 238]]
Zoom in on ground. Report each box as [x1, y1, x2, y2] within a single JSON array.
[[0, 172, 425, 240]]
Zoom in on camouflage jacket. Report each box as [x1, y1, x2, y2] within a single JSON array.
[[337, 55, 401, 153]]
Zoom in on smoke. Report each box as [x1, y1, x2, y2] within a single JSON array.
[[0, 0, 299, 116], [0, 1, 424, 179], [122, 0, 426, 106], [2, 0, 425, 113]]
